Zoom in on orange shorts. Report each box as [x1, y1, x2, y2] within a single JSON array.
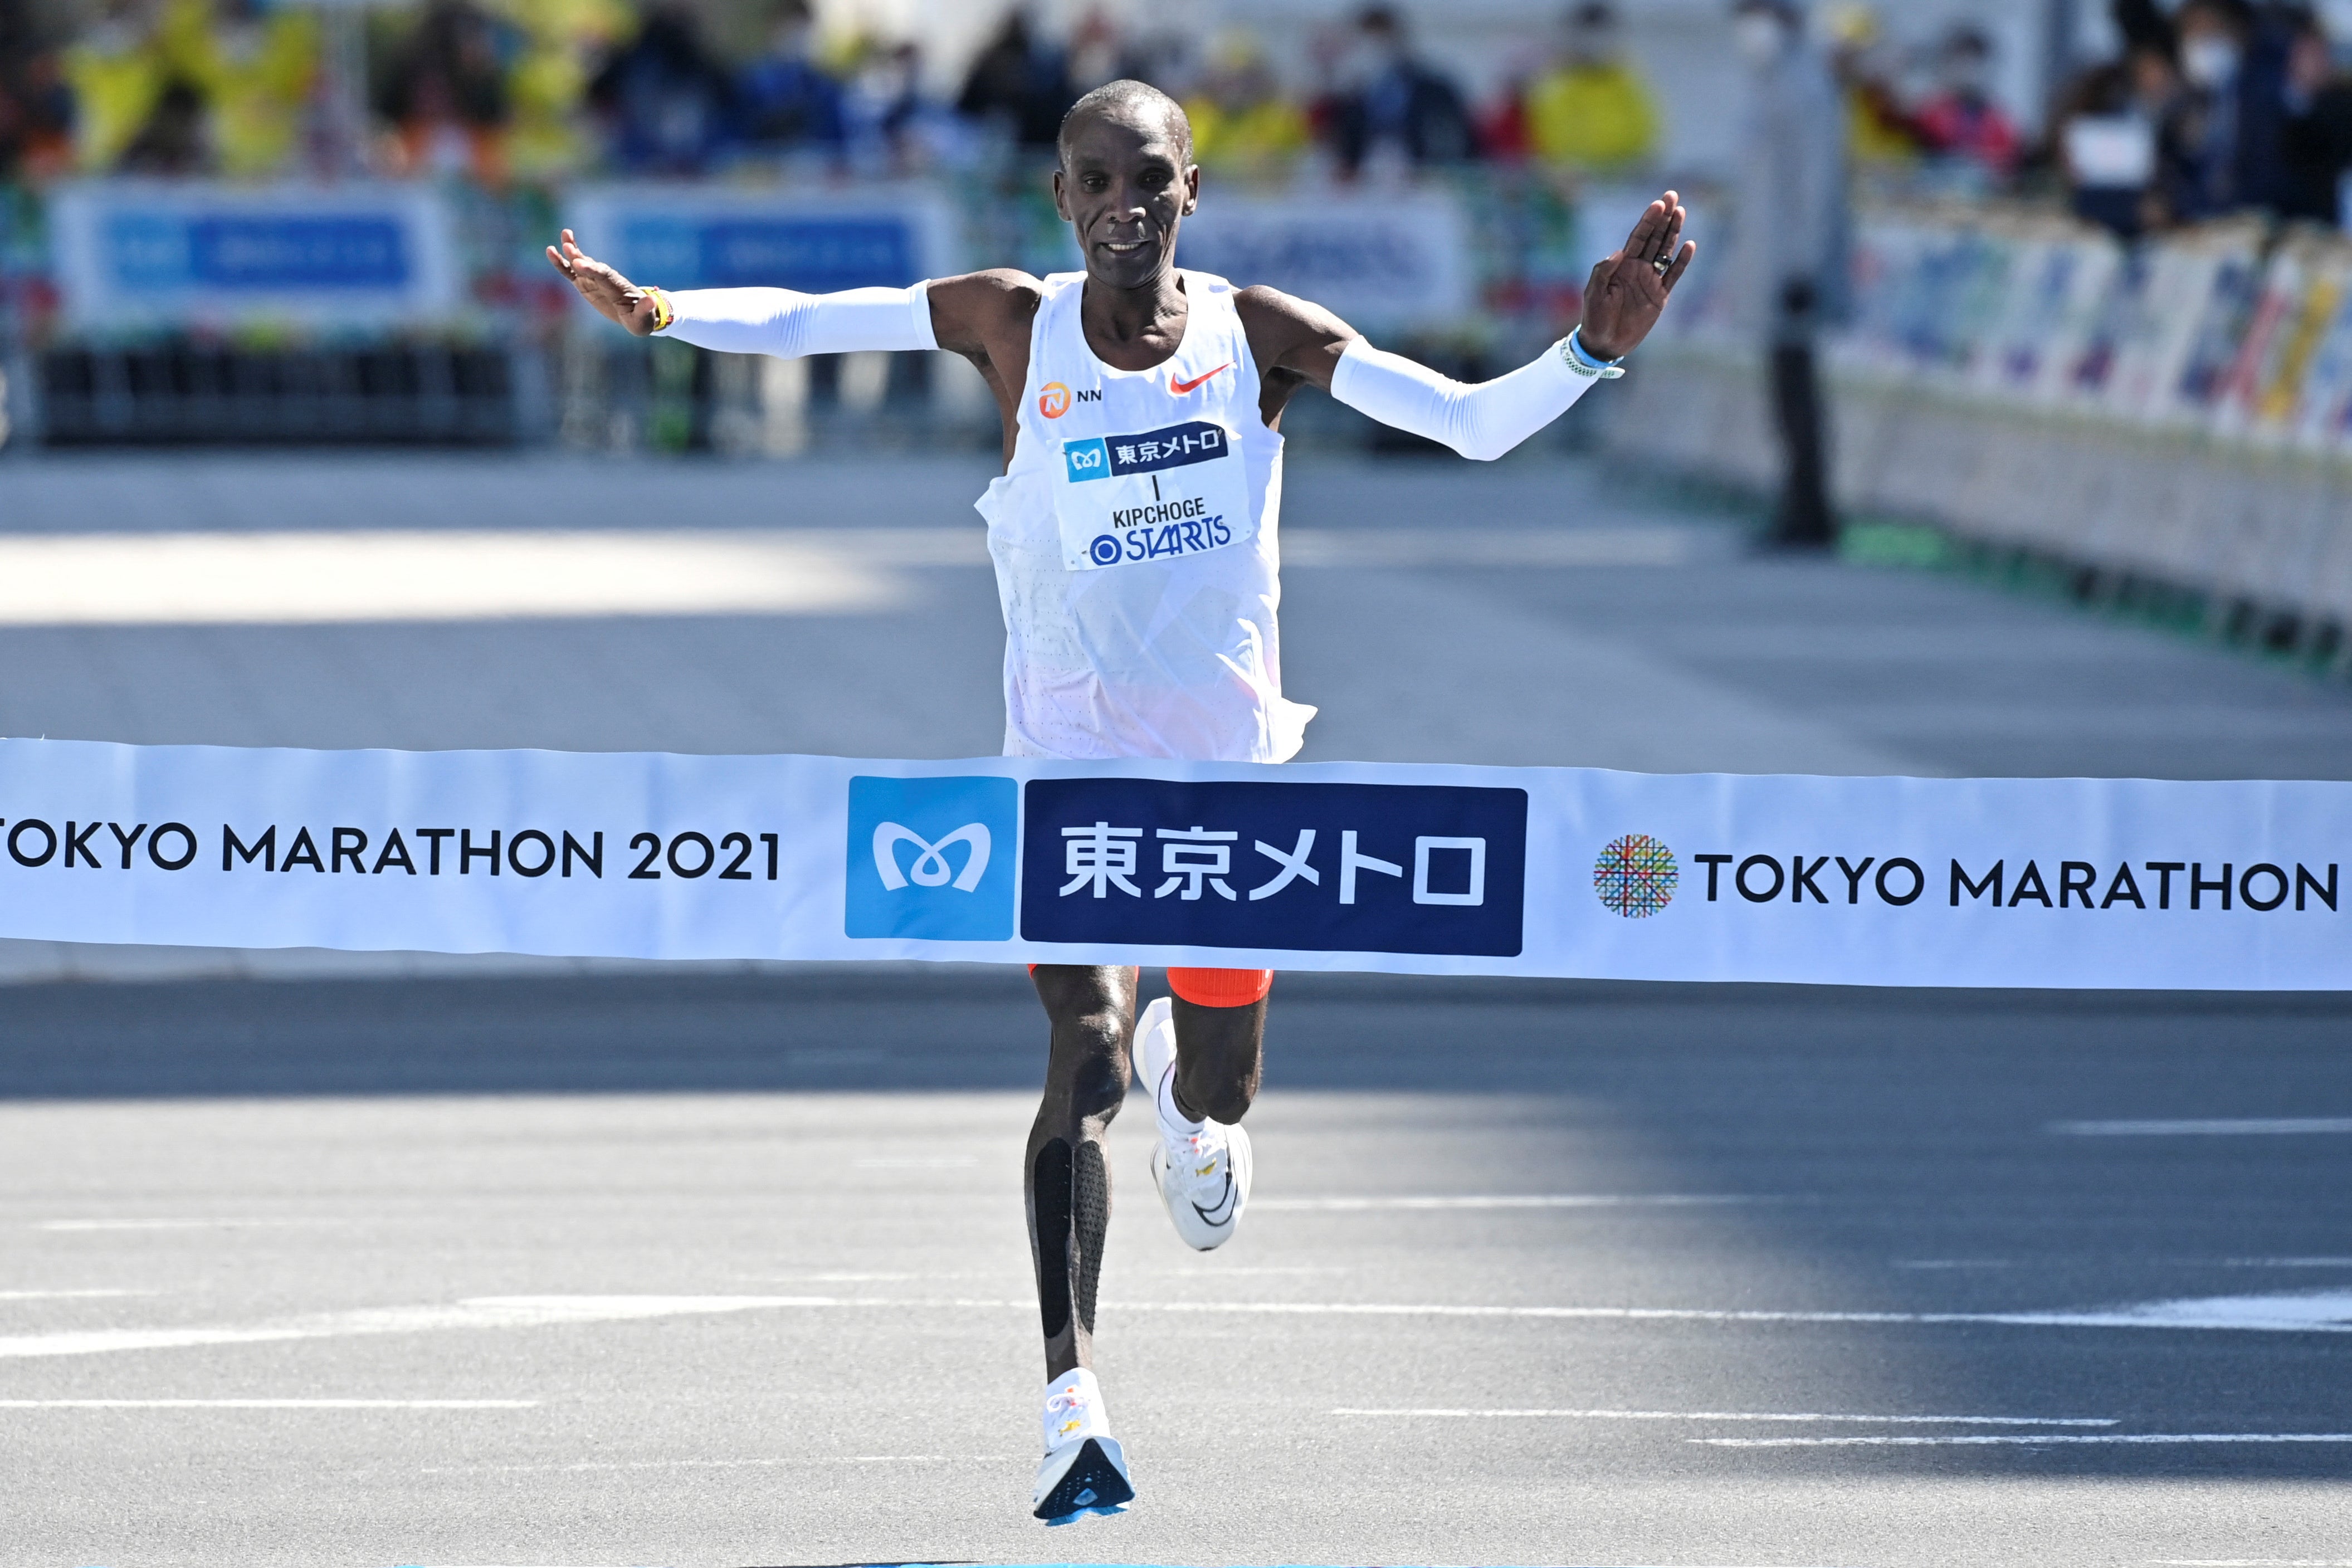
[[1167, 966, 1275, 1007], [1026, 965, 1274, 1008]]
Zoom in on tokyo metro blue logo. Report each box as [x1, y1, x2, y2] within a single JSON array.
[[1089, 535, 1123, 565], [845, 775, 1018, 941]]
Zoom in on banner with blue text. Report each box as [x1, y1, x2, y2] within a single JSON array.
[[2, 739, 2345, 990]]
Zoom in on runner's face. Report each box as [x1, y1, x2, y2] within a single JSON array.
[[1055, 112, 1198, 291]]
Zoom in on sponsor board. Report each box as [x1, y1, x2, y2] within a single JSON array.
[[47, 180, 461, 330], [1173, 187, 1474, 333], [560, 183, 962, 300], [1, 739, 2346, 989]]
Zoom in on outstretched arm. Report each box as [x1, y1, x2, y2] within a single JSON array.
[[544, 229, 1032, 362], [1237, 191, 1694, 462]]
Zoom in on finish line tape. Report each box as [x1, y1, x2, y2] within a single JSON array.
[[1, 737, 2345, 989]]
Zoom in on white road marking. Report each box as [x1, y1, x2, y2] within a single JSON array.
[[1334, 1408, 2114, 1427], [35, 1218, 325, 1232], [1700, 1433, 2352, 1448], [2051, 1117, 2352, 1136], [424, 1454, 1018, 1474], [1282, 526, 1707, 568], [0, 1296, 843, 1360], [852, 1157, 979, 1169], [1252, 1194, 1757, 1212], [1903, 1258, 2352, 1271], [1127, 1290, 2352, 1332], [0, 1289, 149, 1300], [0, 1399, 533, 1409], [0, 530, 930, 625], [8, 1287, 2350, 1362]]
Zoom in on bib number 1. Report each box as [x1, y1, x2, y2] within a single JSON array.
[[1052, 418, 1255, 572]]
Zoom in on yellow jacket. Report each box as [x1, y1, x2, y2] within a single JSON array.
[[1526, 62, 1658, 171], [66, 0, 318, 175], [1187, 95, 1311, 173]]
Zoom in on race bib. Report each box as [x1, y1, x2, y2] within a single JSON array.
[[1051, 418, 1255, 571]]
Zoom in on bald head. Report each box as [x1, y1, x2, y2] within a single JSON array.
[[1058, 79, 1194, 170]]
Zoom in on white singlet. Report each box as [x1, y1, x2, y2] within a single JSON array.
[[977, 270, 1314, 764]]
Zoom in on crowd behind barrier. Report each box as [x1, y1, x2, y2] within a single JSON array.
[[0, 163, 1611, 449], [1617, 199, 2352, 663]]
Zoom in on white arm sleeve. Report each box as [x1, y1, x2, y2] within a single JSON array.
[[655, 282, 939, 358], [1327, 336, 1604, 462]]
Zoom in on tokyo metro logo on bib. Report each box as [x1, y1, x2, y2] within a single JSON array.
[[845, 775, 1018, 941]]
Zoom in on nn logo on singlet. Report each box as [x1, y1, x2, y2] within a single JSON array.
[[1038, 382, 1104, 419], [844, 775, 1017, 941]]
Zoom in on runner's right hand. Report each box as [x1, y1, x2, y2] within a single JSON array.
[[546, 229, 660, 336]]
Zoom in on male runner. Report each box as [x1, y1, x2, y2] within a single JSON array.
[[550, 78, 1690, 1527]]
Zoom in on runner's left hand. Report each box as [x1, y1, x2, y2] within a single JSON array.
[[1576, 192, 1695, 362], [546, 229, 662, 336]]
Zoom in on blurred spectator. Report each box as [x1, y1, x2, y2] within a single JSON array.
[[1523, 2, 1658, 173], [1067, 8, 1128, 95], [0, 3, 74, 179], [957, 8, 1071, 150], [2282, 13, 2352, 223], [198, 0, 315, 176], [1473, 37, 1540, 161], [376, 0, 510, 180], [736, 0, 842, 154], [1824, 4, 1921, 165], [2056, 42, 2182, 235], [844, 38, 943, 171], [1324, 4, 1476, 174], [1185, 28, 1310, 176], [1913, 24, 2019, 180], [2162, 0, 2299, 219], [1732, 0, 1848, 548], [589, 1, 731, 173], [65, 0, 160, 171], [496, 0, 630, 180], [56, 0, 314, 179], [119, 72, 204, 169]]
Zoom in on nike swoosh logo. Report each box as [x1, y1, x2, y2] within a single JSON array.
[[1190, 1168, 1238, 1228], [1170, 363, 1233, 395]]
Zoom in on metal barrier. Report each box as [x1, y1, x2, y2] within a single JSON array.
[[1611, 205, 2352, 664], [35, 343, 538, 446]]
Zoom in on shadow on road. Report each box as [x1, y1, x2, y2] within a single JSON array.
[[7, 969, 2351, 1485]]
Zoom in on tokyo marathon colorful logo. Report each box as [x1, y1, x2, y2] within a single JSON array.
[[1594, 834, 1678, 919]]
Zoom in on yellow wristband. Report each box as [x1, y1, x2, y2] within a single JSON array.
[[645, 287, 674, 333]]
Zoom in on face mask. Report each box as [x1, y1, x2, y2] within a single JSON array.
[[1735, 12, 1787, 62], [2182, 35, 2241, 89]]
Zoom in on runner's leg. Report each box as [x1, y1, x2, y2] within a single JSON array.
[[1165, 976, 1268, 1126], [1026, 964, 1137, 1379], [1133, 970, 1268, 1251]]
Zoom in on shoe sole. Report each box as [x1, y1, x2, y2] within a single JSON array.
[[1149, 1121, 1252, 1251], [1033, 1435, 1135, 1524]]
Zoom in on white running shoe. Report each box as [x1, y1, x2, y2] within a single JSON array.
[[1135, 995, 1253, 1251], [1031, 1366, 1133, 1525]]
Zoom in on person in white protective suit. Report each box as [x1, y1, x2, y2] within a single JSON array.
[[549, 77, 1691, 1529]]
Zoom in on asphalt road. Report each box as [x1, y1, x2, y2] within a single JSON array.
[[2, 449, 2350, 1564], [2, 970, 2349, 1566]]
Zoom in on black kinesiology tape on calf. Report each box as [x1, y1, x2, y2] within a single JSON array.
[[1072, 1139, 1108, 1334], [1032, 1137, 1073, 1339]]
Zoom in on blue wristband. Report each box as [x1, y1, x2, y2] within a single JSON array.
[[1561, 328, 1626, 379]]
